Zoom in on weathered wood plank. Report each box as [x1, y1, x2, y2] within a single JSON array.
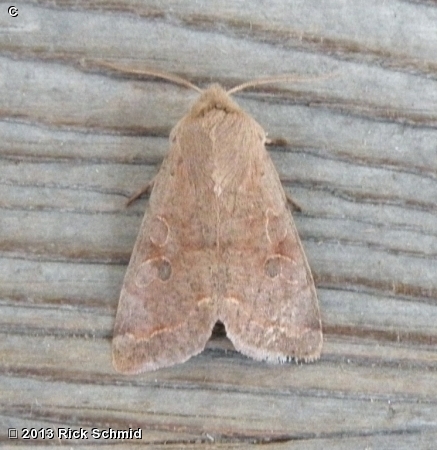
[[1, 0, 436, 448], [1, 333, 437, 443]]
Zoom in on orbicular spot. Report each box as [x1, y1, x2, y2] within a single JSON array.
[[264, 255, 297, 284], [265, 209, 287, 244], [135, 257, 172, 287], [149, 216, 169, 247]]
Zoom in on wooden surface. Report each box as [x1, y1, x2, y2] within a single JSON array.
[[1, 1, 437, 448]]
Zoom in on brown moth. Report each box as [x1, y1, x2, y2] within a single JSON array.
[[113, 75, 322, 373]]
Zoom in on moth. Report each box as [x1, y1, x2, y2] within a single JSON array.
[[112, 72, 322, 373]]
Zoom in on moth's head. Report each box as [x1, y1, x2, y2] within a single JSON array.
[[188, 84, 242, 118]]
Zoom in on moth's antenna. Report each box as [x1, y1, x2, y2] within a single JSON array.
[[90, 60, 203, 94], [227, 73, 337, 95]]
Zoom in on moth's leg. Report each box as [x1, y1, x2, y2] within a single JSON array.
[[265, 137, 288, 147], [126, 177, 156, 206], [285, 193, 302, 212]]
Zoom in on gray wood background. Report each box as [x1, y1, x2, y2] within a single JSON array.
[[1, 1, 437, 448]]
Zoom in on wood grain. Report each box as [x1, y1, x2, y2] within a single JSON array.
[[1, 1, 436, 448]]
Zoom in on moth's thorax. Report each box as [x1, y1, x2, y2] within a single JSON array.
[[173, 84, 267, 199]]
